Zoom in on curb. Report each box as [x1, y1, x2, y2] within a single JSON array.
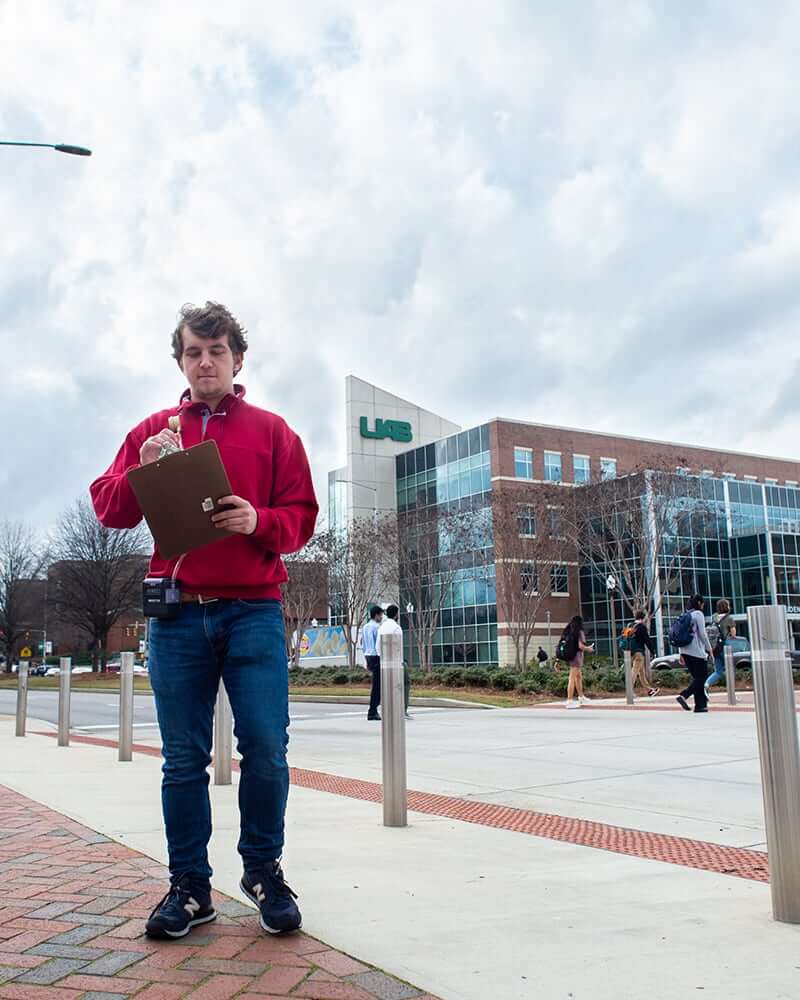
[[289, 694, 496, 709]]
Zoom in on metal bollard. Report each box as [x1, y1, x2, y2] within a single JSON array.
[[748, 604, 800, 923], [15, 660, 29, 737], [214, 682, 232, 785], [724, 646, 737, 707], [624, 650, 634, 705], [380, 632, 407, 827], [58, 657, 72, 746], [119, 652, 134, 762]]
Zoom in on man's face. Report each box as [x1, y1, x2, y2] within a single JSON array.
[[177, 326, 242, 404]]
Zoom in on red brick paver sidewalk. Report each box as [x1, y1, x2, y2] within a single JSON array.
[[0, 787, 438, 1000]]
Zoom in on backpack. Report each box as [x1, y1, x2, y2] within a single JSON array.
[[707, 614, 730, 656], [669, 611, 695, 648], [619, 624, 635, 653], [556, 629, 580, 663]]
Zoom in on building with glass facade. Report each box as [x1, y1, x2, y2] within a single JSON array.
[[327, 378, 800, 665]]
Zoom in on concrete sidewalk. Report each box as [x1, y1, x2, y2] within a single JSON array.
[[1, 714, 800, 1000]]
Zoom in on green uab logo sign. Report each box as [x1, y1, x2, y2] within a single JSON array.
[[359, 416, 413, 443]]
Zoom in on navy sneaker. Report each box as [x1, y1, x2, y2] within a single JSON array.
[[145, 874, 216, 939], [240, 860, 302, 934]]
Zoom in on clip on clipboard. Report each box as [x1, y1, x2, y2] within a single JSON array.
[[127, 439, 234, 559]]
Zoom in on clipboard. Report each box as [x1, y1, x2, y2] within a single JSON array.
[[127, 440, 234, 559]]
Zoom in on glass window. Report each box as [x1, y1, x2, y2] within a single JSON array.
[[480, 424, 490, 452], [514, 447, 533, 479], [600, 458, 617, 481], [548, 508, 563, 538], [544, 451, 562, 482], [468, 427, 481, 455], [446, 436, 458, 464], [573, 455, 590, 484], [551, 564, 569, 594], [457, 432, 470, 460], [396, 453, 406, 478], [521, 562, 537, 593], [517, 505, 536, 536]]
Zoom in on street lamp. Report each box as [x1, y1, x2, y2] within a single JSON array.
[[0, 140, 92, 156]]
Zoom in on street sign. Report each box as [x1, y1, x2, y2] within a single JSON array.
[[138, 640, 146, 653], [45, 641, 52, 655], [20, 646, 32, 659]]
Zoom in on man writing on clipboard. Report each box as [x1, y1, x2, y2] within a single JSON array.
[[90, 302, 318, 940]]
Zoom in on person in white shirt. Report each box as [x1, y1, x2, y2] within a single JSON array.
[[377, 604, 411, 719], [360, 606, 383, 721]]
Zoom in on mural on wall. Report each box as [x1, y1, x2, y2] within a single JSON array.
[[296, 626, 349, 660]]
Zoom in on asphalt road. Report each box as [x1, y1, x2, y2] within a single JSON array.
[[0, 690, 389, 734]]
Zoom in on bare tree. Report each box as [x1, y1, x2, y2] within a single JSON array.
[[398, 501, 491, 672], [492, 483, 574, 670], [0, 521, 48, 670], [50, 498, 150, 670], [324, 514, 398, 669], [562, 462, 718, 630], [281, 534, 328, 666]]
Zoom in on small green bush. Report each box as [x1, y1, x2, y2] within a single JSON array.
[[441, 668, 466, 687], [332, 671, 350, 685], [491, 671, 519, 691], [464, 669, 490, 688]]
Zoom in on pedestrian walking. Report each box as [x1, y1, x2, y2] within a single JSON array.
[[91, 302, 318, 940], [361, 606, 384, 721], [673, 594, 714, 713], [556, 615, 594, 709], [536, 646, 548, 666], [704, 599, 736, 697], [630, 609, 659, 698]]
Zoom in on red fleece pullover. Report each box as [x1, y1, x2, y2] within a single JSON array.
[[90, 386, 318, 599]]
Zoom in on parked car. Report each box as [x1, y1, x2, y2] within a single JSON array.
[[44, 666, 61, 676], [71, 666, 93, 675], [651, 638, 800, 671]]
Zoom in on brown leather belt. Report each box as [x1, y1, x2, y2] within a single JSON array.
[[180, 592, 220, 605]]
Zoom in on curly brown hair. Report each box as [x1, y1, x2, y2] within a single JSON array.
[[171, 302, 248, 365]]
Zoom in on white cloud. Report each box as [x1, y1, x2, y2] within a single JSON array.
[[2, 0, 800, 534]]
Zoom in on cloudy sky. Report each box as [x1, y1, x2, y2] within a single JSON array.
[[3, 0, 800, 536]]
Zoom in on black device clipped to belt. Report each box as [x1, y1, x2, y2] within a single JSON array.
[[142, 553, 187, 620], [142, 577, 181, 619]]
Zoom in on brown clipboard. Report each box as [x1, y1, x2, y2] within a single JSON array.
[[127, 440, 234, 559]]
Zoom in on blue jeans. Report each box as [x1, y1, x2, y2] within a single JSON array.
[[149, 598, 289, 885], [706, 652, 725, 688]]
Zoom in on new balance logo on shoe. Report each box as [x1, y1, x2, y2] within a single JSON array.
[[145, 877, 216, 940]]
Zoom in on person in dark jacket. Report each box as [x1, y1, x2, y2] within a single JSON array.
[[630, 609, 659, 698]]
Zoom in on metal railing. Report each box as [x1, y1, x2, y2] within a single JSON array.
[[748, 604, 800, 923], [58, 657, 71, 746], [119, 652, 134, 761], [380, 632, 407, 827], [623, 650, 634, 705], [724, 646, 737, 706], [15, 660, 29, 737], [214, 683, 232, 785]]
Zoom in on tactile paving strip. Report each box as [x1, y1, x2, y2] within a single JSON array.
[[41, 733, 770, 885]]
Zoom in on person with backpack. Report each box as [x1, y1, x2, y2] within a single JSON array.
[[704, 599, 736, 698], [630, 609, 659, 698], [536, 646, 549, 666], [556, 615, 594, 709], [673, 594, 714, 713]]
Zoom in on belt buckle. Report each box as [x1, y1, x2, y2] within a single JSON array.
[[197, 594, 218, 605]]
